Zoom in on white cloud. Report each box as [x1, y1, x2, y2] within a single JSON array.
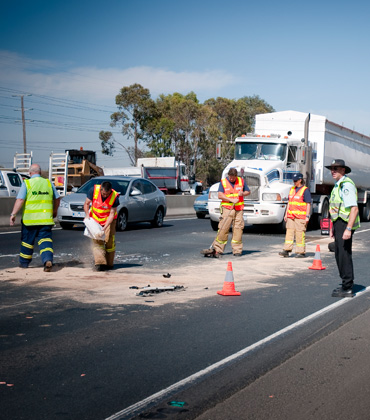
[[0, 50, 239, 103]]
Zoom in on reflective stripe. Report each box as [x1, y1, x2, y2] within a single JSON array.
[[20, 253, 32, 259], [21, 241, 34, 249], [40, 247, 53, 254], [38, 238, 52, 245]]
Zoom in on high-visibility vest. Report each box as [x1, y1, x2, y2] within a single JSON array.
[[329, 176, 360, 230], [90, 184, 119, 226], [286, 186, 308, 219], [23, 177, 54, 226], [220, 177, 244, 210]]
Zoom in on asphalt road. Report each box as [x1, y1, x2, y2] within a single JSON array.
[[1, 218, 370, 420]]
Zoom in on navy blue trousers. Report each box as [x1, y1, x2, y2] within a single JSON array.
[[19, 223, 54, 267]]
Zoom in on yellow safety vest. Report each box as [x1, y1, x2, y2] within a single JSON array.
[[329, 177, 360, 230], [23, 177, 54, 226]]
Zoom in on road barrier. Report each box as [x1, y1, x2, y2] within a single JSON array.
[[0, 195, 199, 227]]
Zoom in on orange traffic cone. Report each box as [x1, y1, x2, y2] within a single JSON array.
[[309, 245, 326, 270], [217, 262, 241, 296]]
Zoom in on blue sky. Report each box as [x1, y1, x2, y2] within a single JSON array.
[[1, 0, 369, 169]]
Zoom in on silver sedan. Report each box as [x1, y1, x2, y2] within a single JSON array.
[[57, 176, 167, 231]]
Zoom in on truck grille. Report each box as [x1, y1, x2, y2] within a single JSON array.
[[244, 173, 260, 200]]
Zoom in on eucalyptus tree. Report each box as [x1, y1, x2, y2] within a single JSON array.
[[99, 83, 155, 165]]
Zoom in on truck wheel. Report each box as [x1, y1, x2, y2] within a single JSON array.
[[210, 220, 219, 231], [151, 208, 164, 227], [276, 219, 286, 233], [117, 210, 128, 231], [317, 198, 330, 229], [361, 200, 370, 222], [196, 212, 206, 219]]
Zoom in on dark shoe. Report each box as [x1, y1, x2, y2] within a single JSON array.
[[328, 242, 335, 252], [332, 287, 354, 298], [295, 253, 306, 258], [279, 250, 290, 257], [213, 252, 222, 259], [94, 264, 106, 272], [106, 265, 114, 271], [43, 261, 52, 272], [19, 263, 29, 269], [233, 253, 242, 257], [201, 248, 215, 256]]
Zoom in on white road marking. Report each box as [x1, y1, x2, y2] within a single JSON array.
[[0, 296, 56, 310], [105, 287, 370, 420]]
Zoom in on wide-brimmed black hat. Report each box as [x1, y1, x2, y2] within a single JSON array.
[[325, 159, 351, 174]]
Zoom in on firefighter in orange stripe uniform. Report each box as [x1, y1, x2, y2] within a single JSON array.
[[279, 173, 311, 258], [202, 168, 250, 258], [84, 181, 120, 271]]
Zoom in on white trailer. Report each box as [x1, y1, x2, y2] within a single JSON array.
[[208, 110, 370, 231]]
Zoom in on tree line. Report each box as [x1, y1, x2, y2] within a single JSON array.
[[99, 83, 274, 186]]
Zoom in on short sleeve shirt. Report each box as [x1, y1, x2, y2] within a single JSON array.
[[337, 176, 357, 208], [294, 186, 312, 203]]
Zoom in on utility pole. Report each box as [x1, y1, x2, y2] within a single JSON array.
[[13, 94, 32, 154]]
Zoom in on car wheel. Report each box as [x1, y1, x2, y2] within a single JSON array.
[[210, 220, 219, 231], [151, 208, 164, 227], [196, 212, 206, 219], [60, 222, 74, 230], [117, 210, 128, 231]]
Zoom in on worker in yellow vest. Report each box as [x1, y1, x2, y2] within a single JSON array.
[[279, 172, 311, 258], [10, 164, 61, 272], [326, 159, 360, 298], [201, 168, 250, 258], [84, 181, 120, 271]]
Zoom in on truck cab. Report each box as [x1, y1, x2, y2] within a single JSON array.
[[208, 134, 303, 231]]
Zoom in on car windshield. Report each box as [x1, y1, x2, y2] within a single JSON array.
[[77, 178, 130, 195], [235, 142, 287, 161]]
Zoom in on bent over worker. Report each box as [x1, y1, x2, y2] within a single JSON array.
[[201, 168, 250, 258], [279, 172, 311, 258], [10, 163, 60, 272], [84, 181, 119, 271]]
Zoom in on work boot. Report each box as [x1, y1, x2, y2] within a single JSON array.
[[201, 248, 216, 256], [295, 253, 306, 258], [94, 264, 106, 272], [331, 286, 354, 298], [278, 250, 290, 257], [43, 261, 52, 272]]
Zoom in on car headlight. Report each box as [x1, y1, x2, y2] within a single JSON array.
[[209, 191, 219, 200], [262, 193, 282, 201], [59, 200, 69, 209]]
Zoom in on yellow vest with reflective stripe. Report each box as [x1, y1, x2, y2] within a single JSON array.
[[220, 177, 244, 210], [329, 177, 360, 230], [23, 177, 54, 226]]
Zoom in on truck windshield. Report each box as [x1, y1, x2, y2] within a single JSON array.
[[235, 142, 287, 161]]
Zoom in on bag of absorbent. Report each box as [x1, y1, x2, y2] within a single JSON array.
[[84, 217, 106, 241]]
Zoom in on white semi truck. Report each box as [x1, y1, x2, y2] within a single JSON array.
[[208, 110, 370, 231]]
